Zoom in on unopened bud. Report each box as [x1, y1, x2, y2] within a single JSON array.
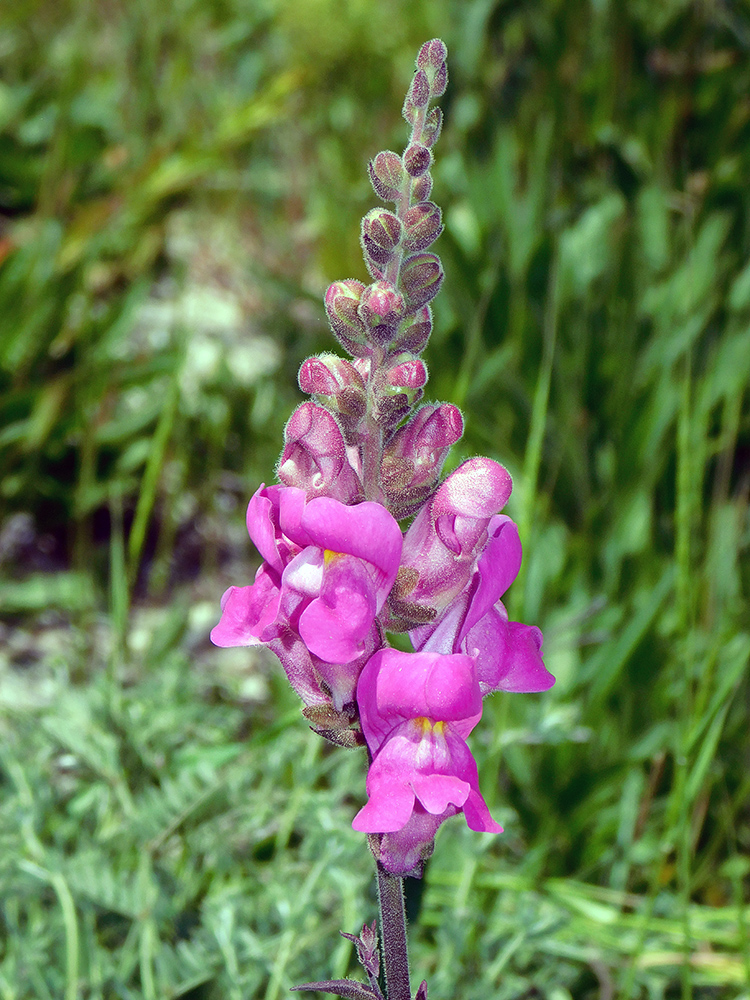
[[411, 174, 433, 202], [382, 403, 463, 504], [298, 354, 366, 418], [421, 107, 443, 149], [278, 402, 363, 503], [404, 143, 432, 178], [325, 280, 369, 356], [368, 150, 405, 202], [394, 305, 432, 354], [361, 208, 403, 265], [417, 39, 448, 71], [403, 202, 442, 252], [431, 63, 448, 97], [387, 356, 428, 389], [358, 281, 405, 334], [409, 69, 430, 109], [400, 252, 444, 310], [416, 39, 448, 97]]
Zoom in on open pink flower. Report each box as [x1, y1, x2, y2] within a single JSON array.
[[352, 648, 502, 876], [412, 514, 554, 695], [211, 485, 402, 709]]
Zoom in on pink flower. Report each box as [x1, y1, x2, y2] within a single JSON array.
[[412, 514, 555, 695], [211, 485, 402, 709], [352, 648, 502, 876], [395, 457, 513, 618]]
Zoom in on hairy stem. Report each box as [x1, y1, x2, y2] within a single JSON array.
[[377, 864, 411, 1000], [362, 345, 386, 503]]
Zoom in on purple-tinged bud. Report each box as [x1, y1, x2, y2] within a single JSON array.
[[382, 403, 463, 512], [394, 305, 432, 354], [325, 280, 369, 357], [299, 356, 341, 396], [417, 39, 448, 71], [421, 107, 443, 149], [368, 151, 405, 202], [361, 208, 403, 265], [400, 252, 444, 310], [431, 63, 448, 97], [403, 202, 443, 252], [277, 401, 363, 503], [411, 174, 433, 202], [298, 354, 366, 419], [404, 143, 432, 178], [409, 69, 430, 109], [387, 356, 428, 389], [397, 457, 513, 614], [358, 281, 406, 334]]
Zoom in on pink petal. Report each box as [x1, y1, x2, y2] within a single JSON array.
[[411, 772, 470, 814], [301, 499, 402, 587], [210, 569, 281, 647], [357, 649, 482, 755], [461, 515, 522, 640], [298, 557, 377, 663], [465, 608, 554, 694]]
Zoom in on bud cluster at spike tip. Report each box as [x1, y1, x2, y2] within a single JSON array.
[[211, 40, 554, 877]]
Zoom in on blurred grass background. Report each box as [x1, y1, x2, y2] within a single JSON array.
[[1, 0, 749, 998]]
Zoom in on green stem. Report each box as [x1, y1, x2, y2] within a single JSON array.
[[377, 864, 411, 1000]]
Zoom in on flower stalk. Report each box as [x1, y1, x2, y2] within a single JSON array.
[[212, 39, 554, 1000]]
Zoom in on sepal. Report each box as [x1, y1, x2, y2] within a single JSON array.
[[392, 306, 432, 354], [340, 921, 381, 990], [302, 704, 365, 749]]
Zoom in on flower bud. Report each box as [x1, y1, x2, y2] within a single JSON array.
[[397, 457, 513, 615], [411, 174, 432, 203], [400, 252, 444, 310], [417, 39, 448, 71], [277, 402, 363, 503], [324, 279, 369, 357], [382, 403, 463, 512], [358, 281, 406, 335], [368, 150, 405, 202], [408, 69, 430, 108], [361, 208, 403, 266], [430, 63, 448, 97], [416, 39, 448, 97], [394, 305, 432, 354], [403, 202, 443, 252], [421, 107, 443, 149], [404, 143, 432, 178], [386, 356, 428, 389], [298, 354, 366, 420]]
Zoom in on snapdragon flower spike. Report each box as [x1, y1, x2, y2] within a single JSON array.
[[211, 485, 401, 710], [277, 402, 363, 504], [412, 514, 555, 695], [353, 648, 501, 876], [390, 456, 513, 626]]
